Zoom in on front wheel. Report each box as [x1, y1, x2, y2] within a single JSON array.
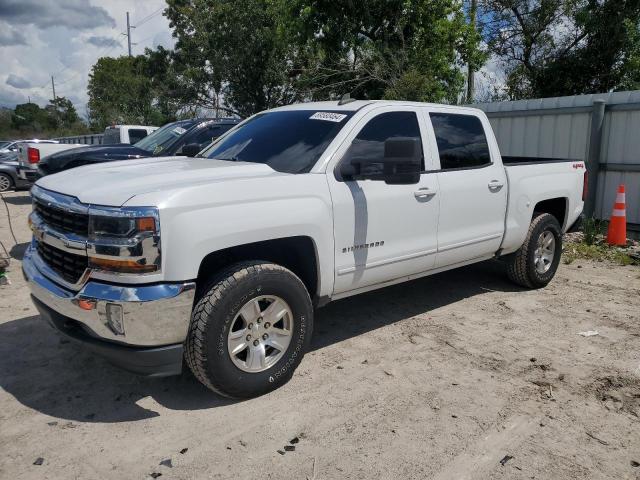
[[185, 261, 313, 399], [505, 213, 562, 289]]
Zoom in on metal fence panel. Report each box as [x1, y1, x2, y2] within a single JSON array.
[[473, 91, 640, 229]]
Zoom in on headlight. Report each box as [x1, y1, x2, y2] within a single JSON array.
[[87, 207, 161, 274]]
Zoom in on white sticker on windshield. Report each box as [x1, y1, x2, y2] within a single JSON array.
[[172, 127, 186, 135], [310, 112, 348, 123]]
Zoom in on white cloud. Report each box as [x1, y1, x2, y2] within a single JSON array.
[[0, 0, 172, 120], [6, 74, 32, 89], [0, 26, 27, 46]]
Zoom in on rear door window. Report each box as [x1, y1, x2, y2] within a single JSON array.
[[429, 113, 491, 170]]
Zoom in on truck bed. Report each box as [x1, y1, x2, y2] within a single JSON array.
[[500, 157, 585, 254]]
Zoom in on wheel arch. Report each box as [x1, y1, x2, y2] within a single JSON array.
[[533, 197, 568, 229], [196, 236, 320, 303]]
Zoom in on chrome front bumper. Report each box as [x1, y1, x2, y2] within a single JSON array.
[[23, 244, 196, 347]]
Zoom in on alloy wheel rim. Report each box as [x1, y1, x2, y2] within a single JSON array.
[[227, 295, 294, 373], [534, 230, 556, 274], [0, 175, 10, 192]]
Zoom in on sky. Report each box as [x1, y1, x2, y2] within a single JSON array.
[[0, 0, 174, 116]]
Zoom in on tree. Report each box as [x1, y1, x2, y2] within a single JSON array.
[[166, 0, 301, 117], [483, 0, 640, 99], [275, 0, 486, 103], [87, 54, 180, 130], [45, 97, 80, 130]]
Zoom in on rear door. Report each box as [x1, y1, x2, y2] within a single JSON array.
[[422, 109, 507, 268], [327, 106, 440, 295]]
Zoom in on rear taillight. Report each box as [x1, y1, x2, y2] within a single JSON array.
[[27, 147, 40, 164], [582, 171, 588, 201]]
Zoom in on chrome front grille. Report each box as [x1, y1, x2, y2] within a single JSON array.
[[33, 199, 88, 236], [36, 241, 88, 284]]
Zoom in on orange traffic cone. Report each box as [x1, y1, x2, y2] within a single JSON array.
[[606, 184, 627, 246]]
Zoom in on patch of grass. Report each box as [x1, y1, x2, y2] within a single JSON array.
[[563, 241, 638, 266], [582, 218, 606, 246]]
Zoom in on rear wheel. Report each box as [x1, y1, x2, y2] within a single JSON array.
[[0, 173, 13, 192], [505, 213, 562, 288], [185, 261, 313, 399]]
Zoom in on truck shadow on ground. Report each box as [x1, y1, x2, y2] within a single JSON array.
[[0, 260, 521, 423], [9, 242, 29, 260], [2, 193, 32, 205]]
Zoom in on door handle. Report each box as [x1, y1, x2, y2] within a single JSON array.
[[414, 187, 436, 199], [488, 180, 504, 191]]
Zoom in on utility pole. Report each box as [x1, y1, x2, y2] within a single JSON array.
[[51, 75, 56, 100], [126, 12, 133, 56], [466, 0, 477, 103]]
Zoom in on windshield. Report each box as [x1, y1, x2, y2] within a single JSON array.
[[200, 110, 355, 173], [134, 121, 196, 155], [0, 141, 9, 149]]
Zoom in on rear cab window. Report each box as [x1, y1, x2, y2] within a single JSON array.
[[127, 128, 149, 144], [102, 128, 121, 145], [429, 113, 491, 170]]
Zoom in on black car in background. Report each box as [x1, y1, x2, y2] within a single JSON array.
[[36, 118, 241, 178]]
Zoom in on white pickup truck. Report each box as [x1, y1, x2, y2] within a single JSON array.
[[17, 141, 85, 182], [23, 100, 585, 398]]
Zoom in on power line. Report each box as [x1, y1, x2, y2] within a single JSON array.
[[134, 7, 163, 28]]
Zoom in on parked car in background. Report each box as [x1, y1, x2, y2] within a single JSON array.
[[0, 139, 58, 156], [16, 141, 85, 182], [102, 125, 159, 145], [0, 156, 31, 192], [34, 117, 240, 178], [22, 100, 586, 399]]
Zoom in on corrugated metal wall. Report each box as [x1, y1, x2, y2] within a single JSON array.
[[473, 91, 640, 229]]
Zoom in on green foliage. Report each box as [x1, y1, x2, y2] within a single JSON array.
[[162, 0, 485, 115], [275, 0, 486, 103], [582, 217, 605, 246], [484, 0, 640, 99], [87, 52, 180, 130], [563, 241, 637, 266], [166, 0, 301, 117], [1, 98, 87, 139]]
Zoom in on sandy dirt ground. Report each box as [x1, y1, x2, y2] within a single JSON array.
[[1, 189, 640, 480]]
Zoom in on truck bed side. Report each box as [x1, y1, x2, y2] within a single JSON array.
[[500, 159, 585, 254]]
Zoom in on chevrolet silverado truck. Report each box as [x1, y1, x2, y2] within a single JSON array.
[[23, 100, 586, 398]]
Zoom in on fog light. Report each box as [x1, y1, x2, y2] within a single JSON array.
[[77, 299, 96, 311], [105, 303, 125, 335]]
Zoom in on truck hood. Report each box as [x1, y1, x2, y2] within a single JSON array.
[[43, 144, 150, 162], [38, 144, 151, 175], [36, 156, 281, 206]]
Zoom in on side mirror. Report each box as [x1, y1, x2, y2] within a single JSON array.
[[382, 137, 422, 185], [181, 143, 201, 158]]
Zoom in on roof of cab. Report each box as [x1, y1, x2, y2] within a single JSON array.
[[268, 99, 483, 114]]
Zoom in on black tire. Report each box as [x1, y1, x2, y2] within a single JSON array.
[[505, 213, 563, 289], [185, 261, 313, 399], [0, 173, 13, 192]]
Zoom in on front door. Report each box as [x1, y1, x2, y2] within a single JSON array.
[[327, 107, 440, 295]]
